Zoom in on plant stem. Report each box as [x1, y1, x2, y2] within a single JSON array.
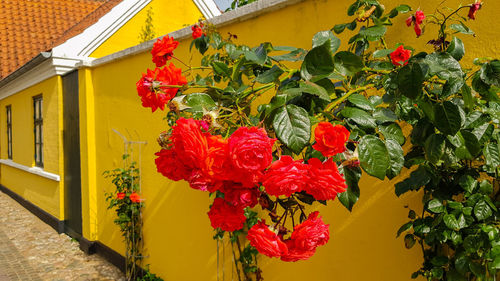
[[235, 235, 251, 281], [362, 67, 391, 74], [230, 234, 243, 281], [439, 5, 471, 50], [325, 84, 374, 112]]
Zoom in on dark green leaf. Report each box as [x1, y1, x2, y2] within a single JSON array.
[[474, 200, 492, 220], [480, 60, 500, 87], [337, 166, 361, 211], [334, 51, 364, 76], [388, 4, 411, 18], [340, 107, 377, 128], [270, 48, 307, 62], [301, 41, 335, 80], [373, 108, 397, 123], [434, 101, 464, 135], [312, 31, 341, 54], [428, 199, 445, 213], [459, 175, 477, 193], [211, 61, 231, 77], [385, 139, 404, 179], [444, 214, 460, 230], [358, 135, 390, 180], [461, 84, 474, 110], [298, 81, 331, 101], [484, 142, 500, 168], [395, 166, 431, 196], [460, 130, 481, 157], [425, 52, 463, 81], [244, 44, 268, 65], [379, 123, 405, 145], [333, 23, 347, 34], [272, 104, 311, 154], [397, 63, 425, 99], [256, 65, 284, 84], [397, 221, 413, 237], [373, 49, 394, 58], [479, 180, 493, 195], [446, 37, 465, 61], [185, 93, 217, 112], [404, 234, 416, 249], [359, 25, 387, 40], [450, 23, 474, 35], [424, 134, 446, 164], [348, 94, 374, 110]]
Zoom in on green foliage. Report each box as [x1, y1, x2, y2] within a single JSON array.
[[138, 7, 156, 43], [169, 1, 499, 280]]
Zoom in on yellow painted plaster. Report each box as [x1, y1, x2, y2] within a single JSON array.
[[89, 0, 204, 58], [0, 76, 63, 219]]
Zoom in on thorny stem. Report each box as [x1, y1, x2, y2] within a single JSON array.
[[235, 235, 251, 281], [173, 56, 190, 68], [438, 5, 472, 51], [325, 84, 375, 112], [158, 84, 225, 92], [230, 234, 243, 281]]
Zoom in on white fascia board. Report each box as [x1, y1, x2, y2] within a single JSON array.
[[52, 0, 151, 58], [193, 0, 222, 19], [0, 159, 60, 181], [0, 56, 89, 100]]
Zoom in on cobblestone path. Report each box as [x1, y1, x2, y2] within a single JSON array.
[[0, 191, 125, 281]]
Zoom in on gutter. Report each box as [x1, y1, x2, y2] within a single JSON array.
[[0, 52, 52, 89]]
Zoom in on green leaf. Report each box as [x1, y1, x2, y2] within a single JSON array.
[[425, 52, 463, 81], [270, 48, 307, 62], [373, 108, 397, 123], [337, 166, 361, 211], [360, 25, 387, 41], [446, 37, 465, 61], [397, 221, 413, 237], [256, 65, 284, 84], [340, 107, 377, 128], [244, 44, 268, 65], [455, 255, 470, 275], [479, 180, 493, 195], [404, 234, 416, 249], [358, 135, 390, 180], [388, 4, 411, 18], [434, 101, 464, 135], [458, 175, 477, 193], [395, 166, 431, 196], [474, 200, 492, 220], [428, 199, 445, 213], [301, 41, 335, 80], [385, 139, 404, 179], [373, 49, 394, 58], [211, 61, 231, 77], [450, 22, 474, 35], [312, 31, 341, 54], [272, 104, 311, 154], [424, 134, 446, 164], [479, 60, 500, 87], [185, 93, 217, 112], [461, 84, 474, 110], [298, 81, 331, 101], [397, 63, 425, 99], [333, 23, 347, 34], [460, 130, 481, 157], [334, 51, 364, 76], [444, 214, 460, 230], [484, 142, 500, 168], [347, 94, 374, 110], [379, 123, 405, 145]]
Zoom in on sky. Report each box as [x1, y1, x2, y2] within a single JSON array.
[[213, 0, 232, 11]]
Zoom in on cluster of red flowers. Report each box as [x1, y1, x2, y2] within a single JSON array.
[[406, 10, 425, 37], [154, 118, 349, 260], [116, 192, 141, 203], [191, 24, 204, 39], [247, 212, 329, 262]]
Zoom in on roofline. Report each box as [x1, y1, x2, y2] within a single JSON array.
[[0, 52, 52, 89], [81, 0, 304, 68]]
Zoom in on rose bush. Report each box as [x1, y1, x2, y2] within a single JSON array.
[[137, 1, 498, 280]]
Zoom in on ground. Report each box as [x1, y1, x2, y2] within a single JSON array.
[[0, 191, 125, 281]]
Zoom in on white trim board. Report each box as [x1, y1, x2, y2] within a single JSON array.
[[193, 0, 222, 18], [0, 159, 60, 182]]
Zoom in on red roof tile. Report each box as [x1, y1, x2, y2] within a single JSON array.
[[0, 0, 122, 79]]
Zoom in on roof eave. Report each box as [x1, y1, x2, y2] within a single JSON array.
[[0, 52, 52, 89]]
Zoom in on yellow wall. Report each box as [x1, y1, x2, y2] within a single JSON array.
[[89, 0, 204, 58], [0, 76, 63, 219]]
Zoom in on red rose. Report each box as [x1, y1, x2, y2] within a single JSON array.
[[280, 240, 315, 262], [187, 169, 222, 192], [390, 45, 412, 66], [116, 192, 126, 200], [155, 148, 191, 181], [280, 211, 329, 262], [203, 135, 231, 182], [170, 118, 209, 169], [305, 158, 347, 201], [228, 127, 275, 187], [468, 0, 482, 20], [406, 10, 425, 38], [262, 156, 309, 197], [207, 198, 246, 232], [129, 192, 141, 203], [247, 221, 288, 258], [191, 24, 204, 39], [313, 122, 350, 157], [223, 185, 259, 208], [151, 35, 179, 67], [136, 64, 187, 112]]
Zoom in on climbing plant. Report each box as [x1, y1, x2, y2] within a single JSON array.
[[137, 0, 498, 280]]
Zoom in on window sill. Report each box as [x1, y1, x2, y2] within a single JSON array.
[[0, 159, 60, 182]]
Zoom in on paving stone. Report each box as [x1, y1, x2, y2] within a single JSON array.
[[0, 191, 125, 281]]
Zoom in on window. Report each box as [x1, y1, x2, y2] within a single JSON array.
[[33, 95, 43, 167], [6, 105, 12, 160]]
